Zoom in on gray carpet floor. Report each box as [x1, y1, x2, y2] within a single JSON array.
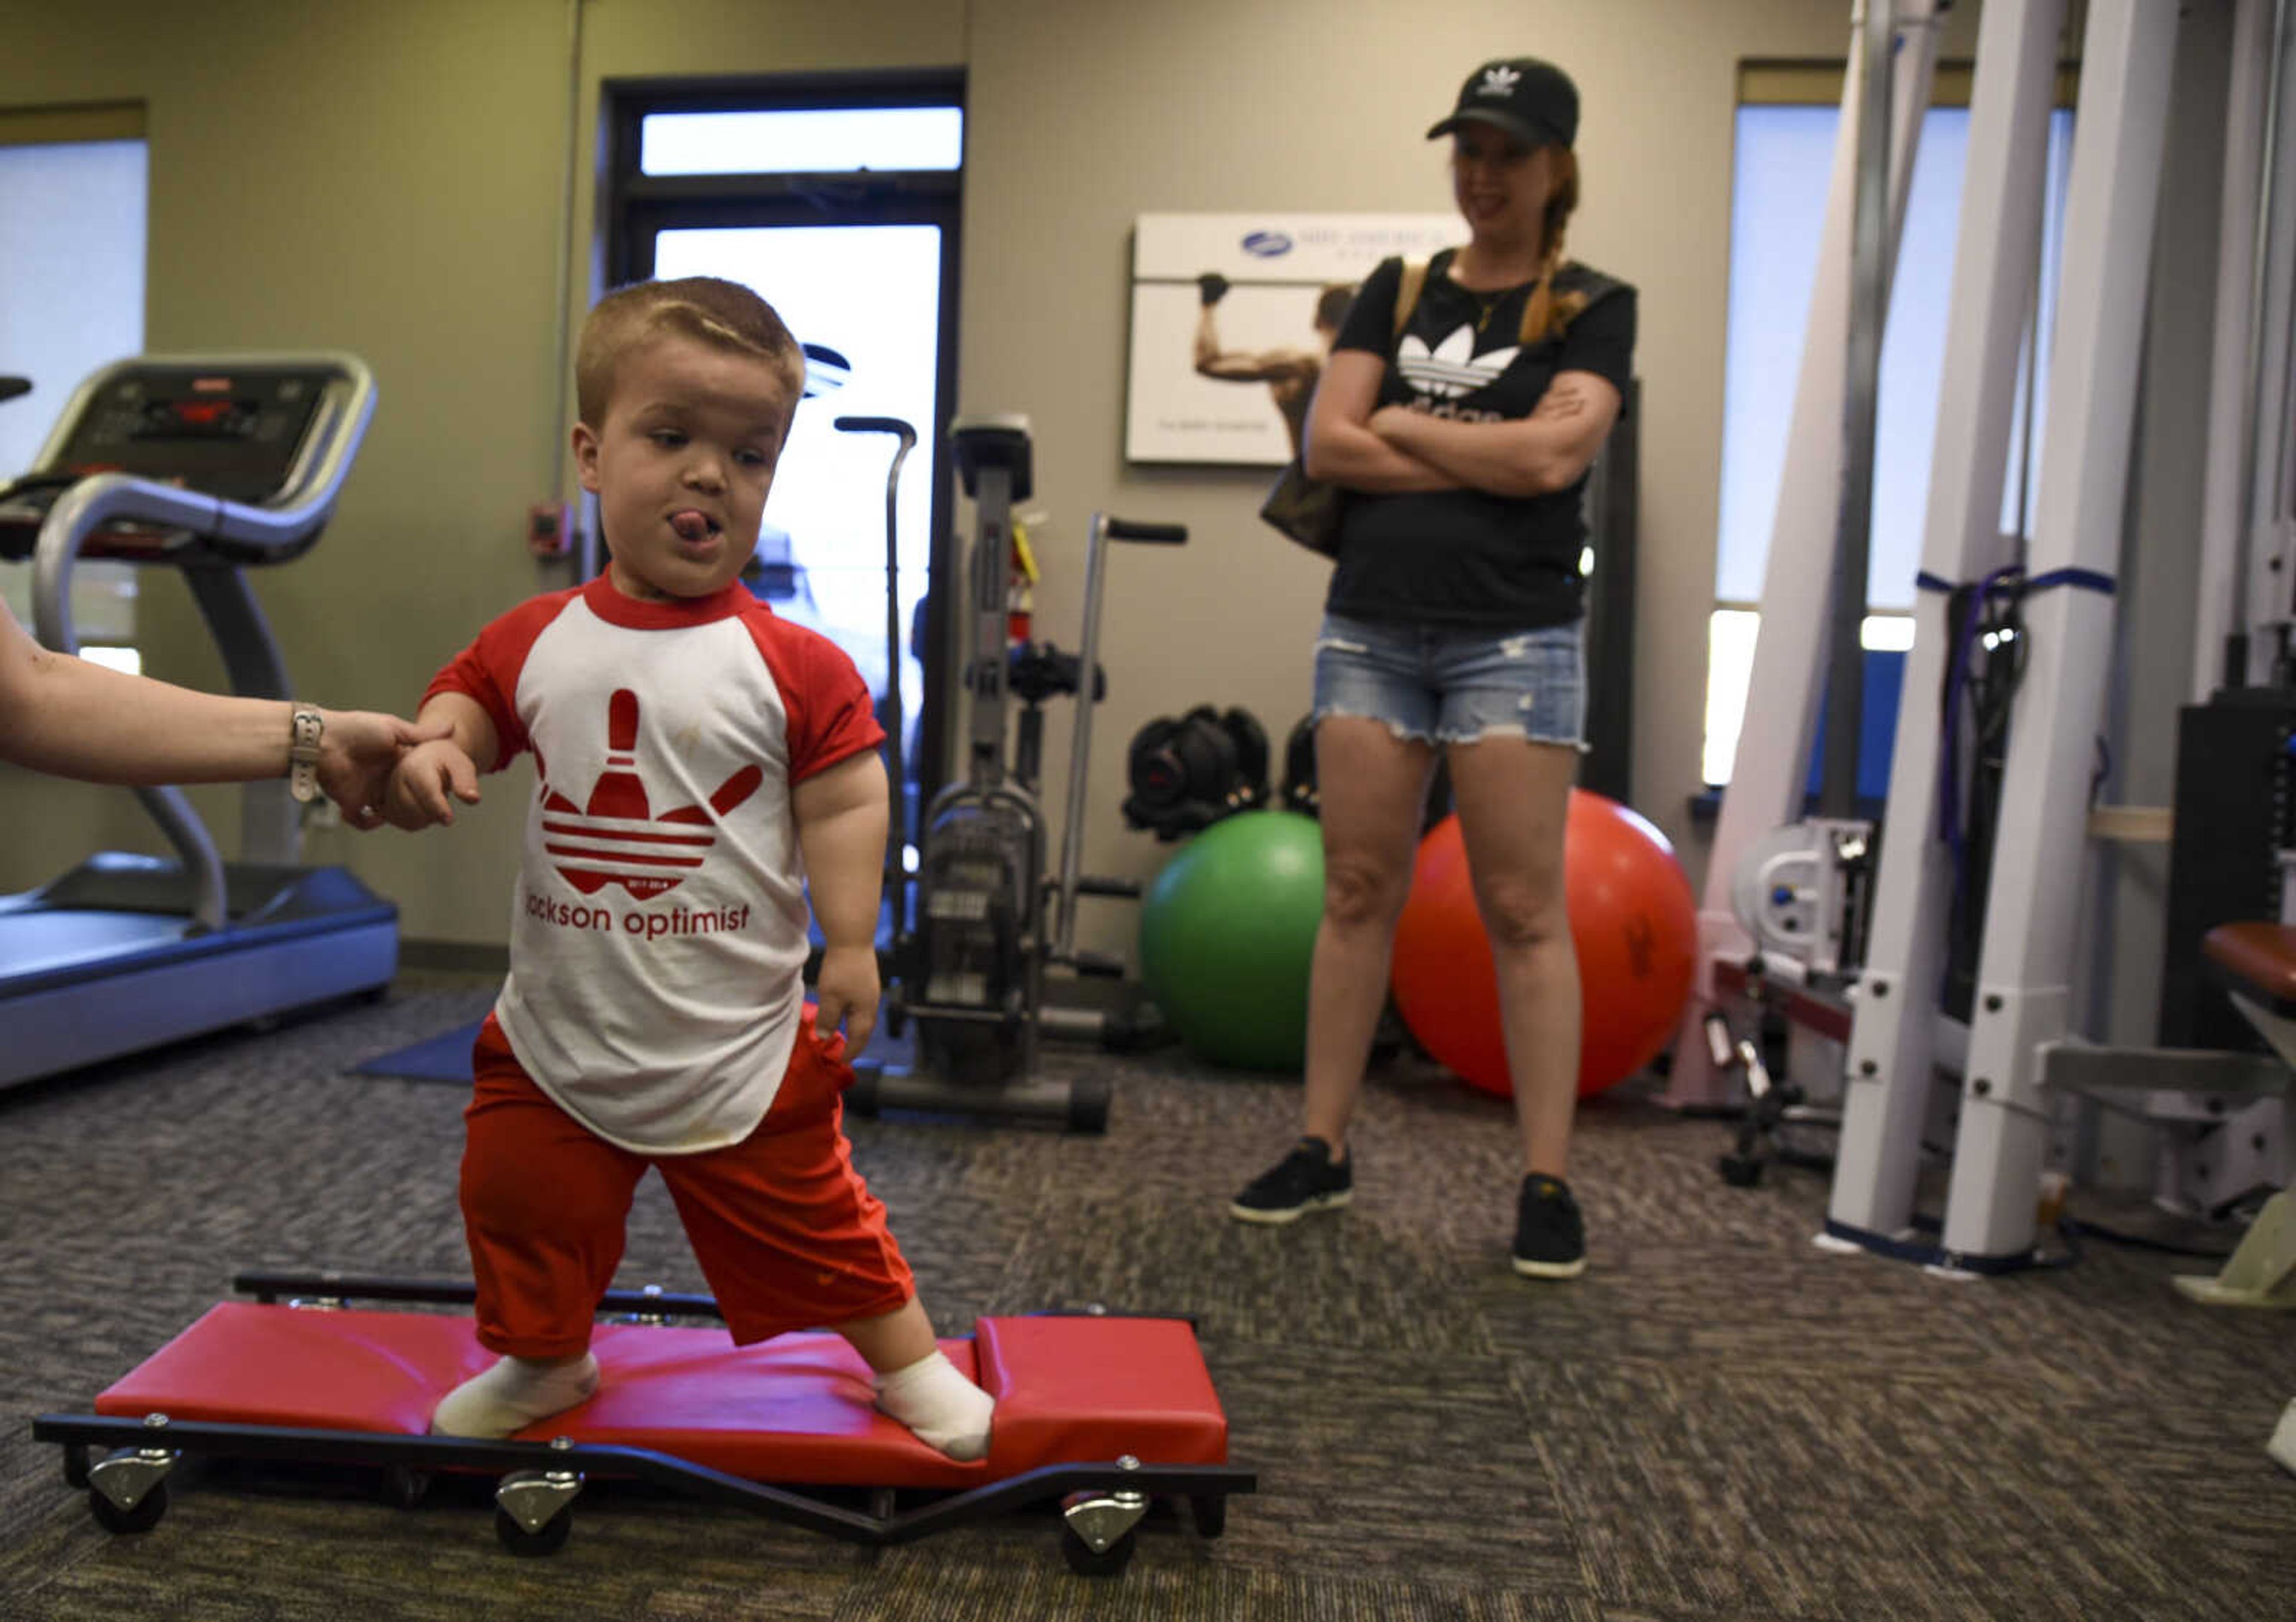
[[2, 974, 2292, 1620]]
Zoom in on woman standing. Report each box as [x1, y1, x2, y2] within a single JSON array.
[[1228, 58, 1636, 1280]]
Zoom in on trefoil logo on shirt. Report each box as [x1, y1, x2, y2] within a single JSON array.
[[538, 688, 761, 900], [1397, 325, 1523, 401]]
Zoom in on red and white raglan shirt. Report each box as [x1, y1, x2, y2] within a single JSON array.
[[426, 575, 883, 1154]]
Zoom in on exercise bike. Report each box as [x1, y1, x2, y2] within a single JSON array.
[[850, 414, 1183, 1132]]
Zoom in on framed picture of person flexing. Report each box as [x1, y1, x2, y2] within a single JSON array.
[[1126, 212, 1455, 467]]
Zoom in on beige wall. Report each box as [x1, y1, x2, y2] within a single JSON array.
[[1, 0, 2026, 967], [960, 0, 1981, 959]]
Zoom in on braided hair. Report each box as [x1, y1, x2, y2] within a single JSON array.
[[1520, 147, 1589, 344]]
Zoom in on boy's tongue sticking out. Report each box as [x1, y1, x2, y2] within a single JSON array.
[[671, 510, 714, 542]]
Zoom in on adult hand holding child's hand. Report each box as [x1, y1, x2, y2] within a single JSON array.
[[318, 711, 456, 830], [382, 739, 482, 831]]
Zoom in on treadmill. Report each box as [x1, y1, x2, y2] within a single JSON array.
[[0, 353, 398, 1092]]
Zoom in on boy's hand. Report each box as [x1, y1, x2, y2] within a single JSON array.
[[813, 943, 881, 1056], [316, 710, 456, 830], [381, 739, 482, 830]]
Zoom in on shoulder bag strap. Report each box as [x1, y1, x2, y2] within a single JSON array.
[[1391, 256, 1431, 343]]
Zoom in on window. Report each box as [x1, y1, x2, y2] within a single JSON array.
[[0, 108, 147, 672], [1705, 74, 2075, 786], [640, 106, 961, 175], [604, 75, 963, 844]]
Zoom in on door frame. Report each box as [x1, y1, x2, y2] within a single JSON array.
[[601, 71, 966, 812]]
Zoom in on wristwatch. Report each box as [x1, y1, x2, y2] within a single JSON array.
[[289, 703, 325, 803]]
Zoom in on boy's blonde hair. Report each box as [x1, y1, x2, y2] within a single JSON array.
[[575, 276, 806, 428]]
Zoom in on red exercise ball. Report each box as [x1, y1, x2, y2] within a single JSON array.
[[1390, 791, 1697, 1099]]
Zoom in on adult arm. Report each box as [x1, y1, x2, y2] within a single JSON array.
[[0, 599, 445, 825], [1369, 370, 1623, 499], [1193, 310, 1318, 386], [1302, 350, 1462, 493], [792, 747, 890, 1051]]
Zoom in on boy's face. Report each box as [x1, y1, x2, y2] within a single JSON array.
[[573, 332, 796, 602]]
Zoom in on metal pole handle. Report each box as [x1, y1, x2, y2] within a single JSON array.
[[835, 416, 920, 931], [1053, 513, 1187, 958]]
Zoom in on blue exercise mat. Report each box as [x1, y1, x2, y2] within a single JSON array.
[[349, 1019, 486, 1084]]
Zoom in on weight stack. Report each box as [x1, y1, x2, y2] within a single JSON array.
[[2157, 686, 2296, 1052]]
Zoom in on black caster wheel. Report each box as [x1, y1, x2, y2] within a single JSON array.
[[494, 1505, 572, 1558], [87, 1481, 169, 1536], [377, 1466, 432, 1510], [1067, 1077, 1111, 1135], [1061, 1525, 1136, 1577], [62, 1444, 91, 1491], [1718, 1154, 1764, 1188], [1189, 1493, 1226, 1538]]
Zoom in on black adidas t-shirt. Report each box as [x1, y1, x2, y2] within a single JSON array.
[[1326, 251, 1636, 630]]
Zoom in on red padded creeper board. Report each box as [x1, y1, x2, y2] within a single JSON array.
[[95, 1305, 1228, 1490]]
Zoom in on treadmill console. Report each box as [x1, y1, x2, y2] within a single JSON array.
[[47, 368, 332, 502], [0, 361, 348, 562]]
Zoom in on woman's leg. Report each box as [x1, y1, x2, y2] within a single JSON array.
[[1231, 615, 1436, 1222], [1300, 715, 1437, 1152], [1445, 734, 1581, 1179]]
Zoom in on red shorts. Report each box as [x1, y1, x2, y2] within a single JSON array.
[[461, 1013, 915, 1359]]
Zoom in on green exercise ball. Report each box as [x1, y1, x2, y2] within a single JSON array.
[[1139, 810, 1324, 1071]]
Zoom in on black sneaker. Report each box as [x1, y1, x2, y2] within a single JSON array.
[[1228, 1137, 1352, 1225], [1512, 1175, 1586, 1278]]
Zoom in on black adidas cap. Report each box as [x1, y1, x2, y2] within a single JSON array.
[[1427, 57, 1578, 150]]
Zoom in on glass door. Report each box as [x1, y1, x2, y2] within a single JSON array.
[[650, 222, 944, 847], [604, 74, 966, 883]]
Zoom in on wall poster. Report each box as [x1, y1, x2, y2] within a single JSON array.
[[1126, 212, 1459, 467]]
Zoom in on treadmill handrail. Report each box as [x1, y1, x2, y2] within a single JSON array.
[[28, 478, 234, 929], [33, 475, 230, 599], [23, 353, 380, 935]]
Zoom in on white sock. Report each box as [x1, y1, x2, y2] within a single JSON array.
[[429, 1352, 600, 1438], [874, 1349, 995, 1461]]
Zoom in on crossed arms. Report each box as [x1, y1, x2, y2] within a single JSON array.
[[1302, 350, 1623, 499]]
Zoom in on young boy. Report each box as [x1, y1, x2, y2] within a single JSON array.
[[383, 276, 993, 1460]]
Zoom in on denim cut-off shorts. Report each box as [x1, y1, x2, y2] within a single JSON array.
[[1311, 611, 1587, 750]]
